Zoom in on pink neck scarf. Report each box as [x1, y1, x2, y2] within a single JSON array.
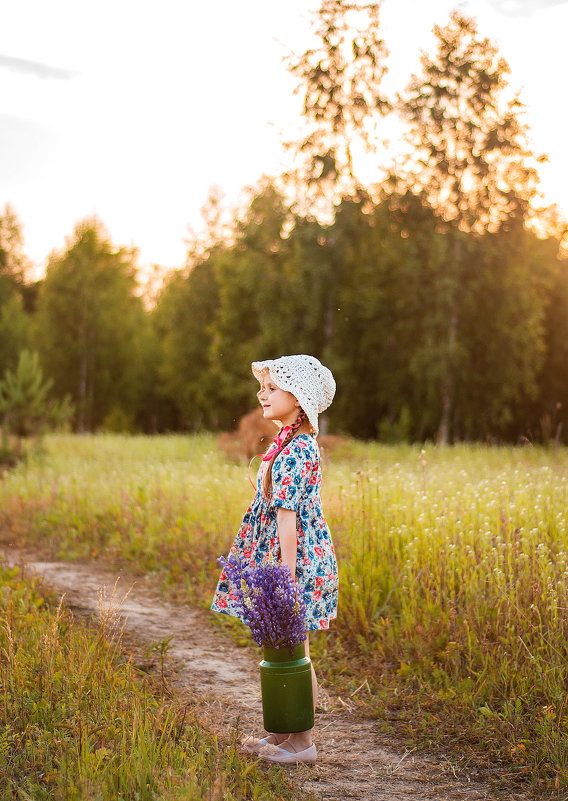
[[262, 426, 292, 462]]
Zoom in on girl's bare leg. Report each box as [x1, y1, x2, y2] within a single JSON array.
[[264, 733, 289, 745]]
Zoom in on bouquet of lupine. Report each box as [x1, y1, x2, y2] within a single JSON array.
[[217, 553, 307, 650]]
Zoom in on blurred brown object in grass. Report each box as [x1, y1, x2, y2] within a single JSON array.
[[218, 407, 275, 462], [218, 408, 351, 463]]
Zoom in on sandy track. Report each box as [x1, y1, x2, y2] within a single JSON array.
[[3, 551, 534, 801]]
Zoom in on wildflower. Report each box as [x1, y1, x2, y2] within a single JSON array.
[[217, 554, 307, 650]]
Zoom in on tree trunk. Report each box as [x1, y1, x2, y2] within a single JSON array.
[[438, 305, 457, 444], [438, 233, 461, 444], [78, 351, 87, 433]]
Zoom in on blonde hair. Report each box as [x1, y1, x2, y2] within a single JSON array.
[[262, 410, 311, 497]]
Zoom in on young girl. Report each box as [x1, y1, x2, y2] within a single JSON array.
[[211, 354, 338, 765]]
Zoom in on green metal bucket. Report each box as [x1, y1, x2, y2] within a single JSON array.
[[260, 642, 314, 733]]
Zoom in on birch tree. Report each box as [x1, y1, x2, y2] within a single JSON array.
[[397, 11, 543, 442]]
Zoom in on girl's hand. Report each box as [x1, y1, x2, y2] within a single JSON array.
[[277, 507, 297, 580]]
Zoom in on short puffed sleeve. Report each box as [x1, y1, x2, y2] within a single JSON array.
[[271, 437, 314, 512]]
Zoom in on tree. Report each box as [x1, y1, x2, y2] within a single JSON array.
[[154, 185, 238, 431], [154, 261, 220, 430], [33, 219, 148, 431], [318, 187, 554, 442], [0, 206, 31, 378], [0, 350, 73, 460], [0, 204, 30, 286], [396, 11, 545, 441], [286, 0, 389, 211], [156, 180, 339, 431], [0, 294, 29, 378], [328, 191, 451, 439], [206, 182, 293, 426], [451, 226, 552, 439], [184, 185, 233, 266], [283, 1, 390, 381], [528, 244, 568, 444]]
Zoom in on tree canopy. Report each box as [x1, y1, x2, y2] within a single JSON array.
[[2, 7, 567, 443], [32, 219, 152, 431]]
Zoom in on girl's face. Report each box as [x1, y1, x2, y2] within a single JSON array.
[[257, 372, 300, 427]]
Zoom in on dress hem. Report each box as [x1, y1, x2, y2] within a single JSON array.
[[210, 605, 337, 632]]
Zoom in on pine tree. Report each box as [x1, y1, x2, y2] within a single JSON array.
[[0, 350, 73, 459]]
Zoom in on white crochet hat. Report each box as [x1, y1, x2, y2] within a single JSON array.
[[251, 354, 335, 435]]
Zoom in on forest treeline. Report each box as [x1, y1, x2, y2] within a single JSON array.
[[1, 8, 567, 443], [2, 185, 566, 443]]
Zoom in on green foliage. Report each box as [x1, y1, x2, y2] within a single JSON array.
[[0, 562, 304, 800], [395, 11, 547, 441], [0, 350, 52, 433], [0, 350, 73, 460], [325, 192, 560, 441], [0, 206, 32, 380], [207, 183, 296, 425], [329, 194, 445, 437], [154, 263, 220, 430], [32, 218, 151, 432], [156, 181, 335, 431], [533, 254, 568, 443], [0, 293, 29, 377], [152, 175, 566, 441], [100, 405, 136, 433], [455, 226, 554, 439], [0, 203, 29, 285]]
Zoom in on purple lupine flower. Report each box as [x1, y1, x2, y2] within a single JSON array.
[[218, 554, 307, 650]]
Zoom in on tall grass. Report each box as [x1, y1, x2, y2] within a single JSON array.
[[0, 561, 309, 800], [1, 434, 568, 789], [329, 443, 568, 788], [0, 435, 246, 599]]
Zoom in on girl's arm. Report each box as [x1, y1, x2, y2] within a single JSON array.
[[277, 507, 297, 580]]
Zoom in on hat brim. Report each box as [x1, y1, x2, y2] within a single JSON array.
[[251, 359, 319, 434]]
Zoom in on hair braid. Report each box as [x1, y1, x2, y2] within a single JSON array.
[[262, 410, 308, 497], [288, 409, 307, 439]]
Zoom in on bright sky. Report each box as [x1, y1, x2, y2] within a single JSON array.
[[2, 0, 567, 274]]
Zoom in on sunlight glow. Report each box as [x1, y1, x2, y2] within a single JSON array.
[[1, 0, 567, 271]]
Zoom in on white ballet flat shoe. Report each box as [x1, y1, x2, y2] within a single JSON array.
[[242, 736, 270, 754], [259, 742, 317, 764]]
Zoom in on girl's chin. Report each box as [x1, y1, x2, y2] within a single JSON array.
[[263, 410, 283, 425]]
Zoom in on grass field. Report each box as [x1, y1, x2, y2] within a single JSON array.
[[1, 433, 568, 793], [0, 562, 306, 801]]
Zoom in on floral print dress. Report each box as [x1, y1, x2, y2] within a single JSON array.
[[211, 433, 338, 631]]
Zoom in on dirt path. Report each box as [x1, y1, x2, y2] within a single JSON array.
[[3, 550, 534, 801]]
